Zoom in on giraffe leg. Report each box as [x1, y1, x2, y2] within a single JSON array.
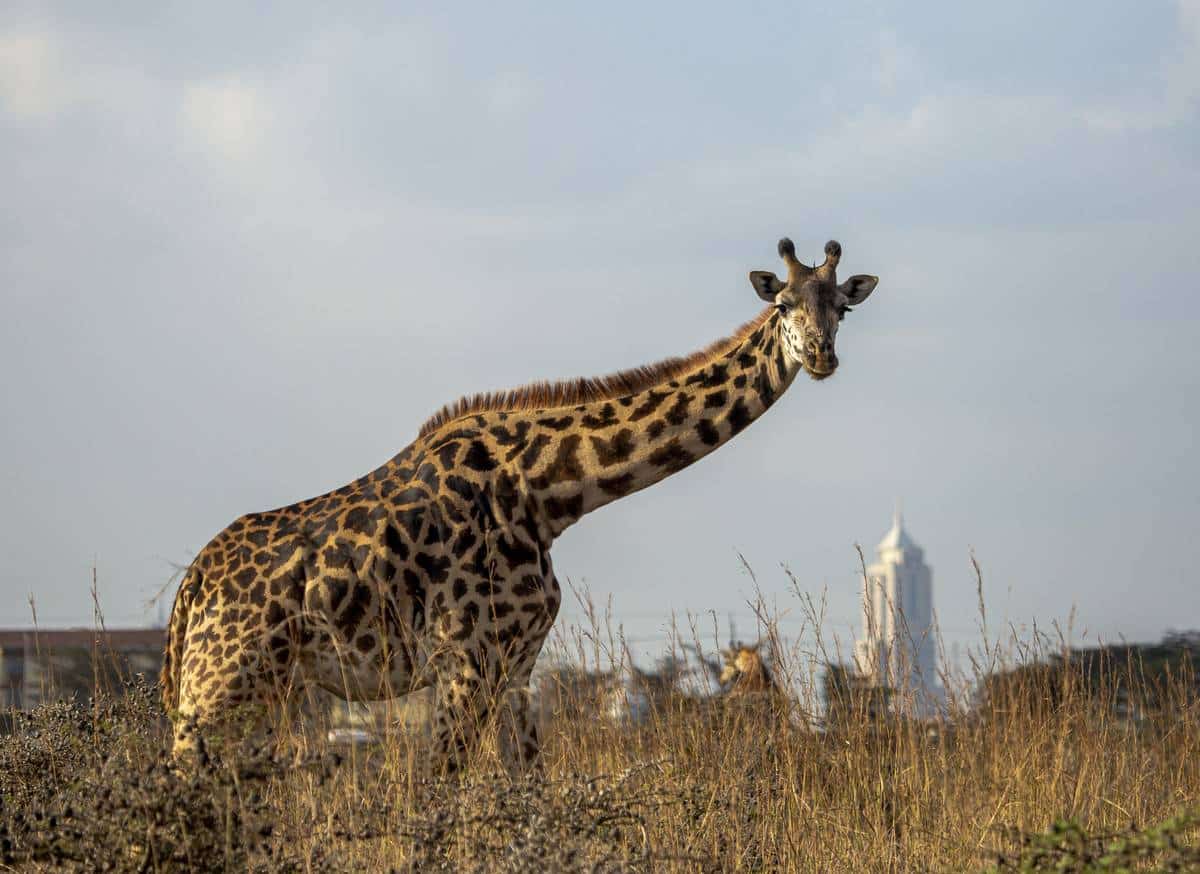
[[171, 686, 269, 766], [496, 685, 542, 775], [430, 657, 493, 776], [171, 631, 299, 765], [494, 575, 558, 775], [169, 699, 204, 765]]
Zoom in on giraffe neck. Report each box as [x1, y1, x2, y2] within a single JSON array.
[[504, 308, 802, 539]]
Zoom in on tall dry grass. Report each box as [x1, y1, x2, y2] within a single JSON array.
[[2, 568, 1198, 872]]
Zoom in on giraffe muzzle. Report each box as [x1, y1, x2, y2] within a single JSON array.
[[806, 360, 837, 380], [804, 342, 838, 379]]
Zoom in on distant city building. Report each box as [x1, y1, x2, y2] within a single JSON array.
[[854, 512, 943, 713], [0, 628, 165, 710]]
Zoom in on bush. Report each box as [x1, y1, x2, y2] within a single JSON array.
[[991, 812, 1200, 873], [0, 610, 1197, 870]]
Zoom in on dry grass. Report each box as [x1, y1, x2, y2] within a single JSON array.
[[2, 579, 1198, 872]]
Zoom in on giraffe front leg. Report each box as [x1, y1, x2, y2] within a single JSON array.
[[494, 570, 559, 776], [496, 686, 542, 776], [430, 659, 492, 777]]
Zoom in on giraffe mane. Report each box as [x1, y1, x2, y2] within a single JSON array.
[[418, 306, 775, 438]]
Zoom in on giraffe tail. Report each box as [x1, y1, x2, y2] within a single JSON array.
[[159, 566, 199, 715]]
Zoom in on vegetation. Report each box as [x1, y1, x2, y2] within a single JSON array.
[[1, 593, 1197, 871]]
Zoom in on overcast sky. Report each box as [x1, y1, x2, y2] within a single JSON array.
[[2, 2, 1197, 669]]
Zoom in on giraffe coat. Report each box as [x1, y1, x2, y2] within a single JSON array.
[[160, 237, 878, 771]]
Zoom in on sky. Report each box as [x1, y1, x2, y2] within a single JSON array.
[[1, 2, 1198, 674]]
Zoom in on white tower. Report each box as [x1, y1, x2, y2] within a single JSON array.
[[854, 511, 941, 712]]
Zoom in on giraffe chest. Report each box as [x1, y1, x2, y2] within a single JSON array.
[[295, 472, 551, 647]]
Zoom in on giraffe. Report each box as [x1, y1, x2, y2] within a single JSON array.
[[160, 236, 879, 773], [719, 642, 777, 698], [688, 637, 779, 698]]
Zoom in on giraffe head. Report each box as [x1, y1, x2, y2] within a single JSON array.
[[749, 238, 879, 380], [718, 642, 774, 691]]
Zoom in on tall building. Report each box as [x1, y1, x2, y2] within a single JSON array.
[[854, 511, 942, 712]]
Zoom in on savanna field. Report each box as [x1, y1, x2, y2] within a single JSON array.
[[4, 2, 1199, 872], [1, 582, 1198, 874]]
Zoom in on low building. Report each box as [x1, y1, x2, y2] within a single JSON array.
[[0, 628, 165, 710]]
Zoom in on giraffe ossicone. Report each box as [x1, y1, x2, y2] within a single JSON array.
[[161, 236, 880, 772]]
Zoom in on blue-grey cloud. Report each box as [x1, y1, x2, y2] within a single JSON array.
[[1, 2, 1196, 665]]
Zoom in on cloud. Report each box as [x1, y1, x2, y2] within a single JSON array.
[[483, 70, 538, 118], [180, 79, 270, 161], [1082, 0, 1200, 131], [0, 25, 166, 129], [587, 79, 1199, 245], [872, 29, 920, 93], [689, 91, 1075, 188], [1, 1, 1197, 641], [0, 31, 68, 119]]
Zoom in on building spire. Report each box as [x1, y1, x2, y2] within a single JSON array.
[[879, 501, 915, 554]]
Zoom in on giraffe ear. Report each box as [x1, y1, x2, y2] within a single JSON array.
[[749, 270, 785, 302], [838, 274, 878, 305]]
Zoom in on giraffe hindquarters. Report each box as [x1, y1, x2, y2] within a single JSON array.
[[170, 622, 305, 762]]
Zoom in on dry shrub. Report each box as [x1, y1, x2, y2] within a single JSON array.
[[0, 678, 313, 871], [1, 586, 1198, 872], [326, 764, 719, 872]]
